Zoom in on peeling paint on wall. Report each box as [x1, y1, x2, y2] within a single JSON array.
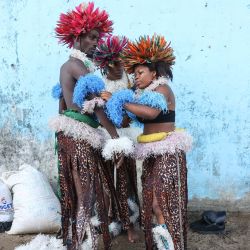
[[0, 123, 57, 190]]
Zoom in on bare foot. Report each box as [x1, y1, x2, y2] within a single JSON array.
[[127, 225, 139, 243]]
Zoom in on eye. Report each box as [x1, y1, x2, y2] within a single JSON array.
[[89, 34, 96, 40]]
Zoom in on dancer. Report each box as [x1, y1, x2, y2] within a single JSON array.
[[49, 3, 124, 250], [106, 35, 192, 249], [94, 35, 140, 243]]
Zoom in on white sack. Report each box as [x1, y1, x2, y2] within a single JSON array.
[[0, 179, 13, 222], [1, 164, 61, 234]]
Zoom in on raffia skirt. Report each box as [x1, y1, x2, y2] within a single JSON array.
[[102, 157, 140, 231], [134, 130, 192, 250], [141, 151, 188, 250], [57, 132, 111, 250]]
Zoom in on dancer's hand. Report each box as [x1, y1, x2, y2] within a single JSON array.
[[101, 91, 112, 101], [121, 115, 131, 128], [113, 152, 124, 169], [86, 93, 96, 100]]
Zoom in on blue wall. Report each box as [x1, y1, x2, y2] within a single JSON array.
[[1, 0, 249, 206]]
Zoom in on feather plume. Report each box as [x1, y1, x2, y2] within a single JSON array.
[[55, 2, 113, 48], [94, 35, 128, 69], [135, 91, 168, 112], [122, 34, 175, 74], [73, 74, 105, 108], [105, 89, 134, 128], [51, 83, 62, 99], [135, 130, 193, 160], [152, 225, 175, 250]]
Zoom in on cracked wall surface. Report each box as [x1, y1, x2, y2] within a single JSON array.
[[0, 0, 250, 210]]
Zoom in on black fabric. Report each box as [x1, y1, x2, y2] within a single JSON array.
[[190, 210, 226, 234], [0, 222, 12, 233], [190, 219, 225, 234], [202, 211, 226, 225], [137, 110, 175, 124]]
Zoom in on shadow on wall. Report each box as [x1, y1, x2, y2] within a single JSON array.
[[188, 194, 250, 212]]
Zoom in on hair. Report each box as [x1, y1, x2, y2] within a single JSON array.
[[147, 61, 173, 81], [134, 61, 173, 81]]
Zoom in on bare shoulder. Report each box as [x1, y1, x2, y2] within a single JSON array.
[[59, 60, 69, 74], [155, 84, 175, 108], [60, 58, 88, 80], [155, 85, 171, 96]]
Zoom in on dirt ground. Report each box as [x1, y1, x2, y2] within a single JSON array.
[[0, 212, 249, 250]]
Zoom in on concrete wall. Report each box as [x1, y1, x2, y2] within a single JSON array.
[[0, 0, 249, 210]]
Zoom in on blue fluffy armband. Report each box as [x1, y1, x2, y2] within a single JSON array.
[[51, 83, 62, 99], [73, 74, 105, 108], [131, 119, 144, 128], [136, 91, 168, 112], [105, 89, 134, 128]]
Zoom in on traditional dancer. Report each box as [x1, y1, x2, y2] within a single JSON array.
[[93, 35, 140, 242], [105, 35, 192, 249], [49, 3, 125, 250]]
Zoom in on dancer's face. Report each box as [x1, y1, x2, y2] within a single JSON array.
[[106, 61, 123, 80], [134, 65, 156, 89], [79, 30, 100, 57]]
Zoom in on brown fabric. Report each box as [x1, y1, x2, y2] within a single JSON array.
[[57, 132, 111, 250], [117, 157, 140, 229], [141, 150, 188, 250], [102, 157, 140, 230]]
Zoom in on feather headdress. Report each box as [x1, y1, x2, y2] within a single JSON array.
[[94, 35, 128, 69], [122, 35, 175, 74], [55, 2, 113, 48]]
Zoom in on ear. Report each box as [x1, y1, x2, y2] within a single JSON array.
[[108, 62, 115, 68], [152, 70, 157, 79], [73, 38, 80, 49]]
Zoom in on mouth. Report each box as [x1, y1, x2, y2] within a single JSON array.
[[87, 47, 96, 56], [91, 46, 97, 52], [135, 82, 145, 90], [135, 81, 141, 87]]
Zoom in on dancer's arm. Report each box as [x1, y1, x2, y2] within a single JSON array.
[[60, 59, 88, 112], [124, 103, 161, 120], [95, 107, 125, 168], [94, 107, 119, 139]]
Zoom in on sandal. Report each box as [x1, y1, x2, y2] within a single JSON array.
[[190, 210, 226, 234]]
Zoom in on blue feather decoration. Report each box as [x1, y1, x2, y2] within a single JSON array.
[[73, 74, 105, 108], [135, 91, 168, 112], [51, 83, 62, 99], [130, 119, 144, 128], [129, 90, 168, 127], [105, 89, 134, 128]]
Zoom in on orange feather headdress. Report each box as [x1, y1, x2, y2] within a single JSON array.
[[55, 2, 113, 48], [122, 35, 175, 74]]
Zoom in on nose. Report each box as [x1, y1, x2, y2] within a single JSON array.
[[135, 74, 139, 82]]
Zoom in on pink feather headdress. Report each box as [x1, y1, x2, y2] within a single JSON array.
[[55, 2, 113, 48], [94, 35, 128, 69]]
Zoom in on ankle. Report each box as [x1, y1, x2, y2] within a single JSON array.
[[157, 223, 167, 229]]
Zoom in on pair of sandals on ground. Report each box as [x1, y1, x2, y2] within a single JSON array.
[[190, 210, 226, 234]]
